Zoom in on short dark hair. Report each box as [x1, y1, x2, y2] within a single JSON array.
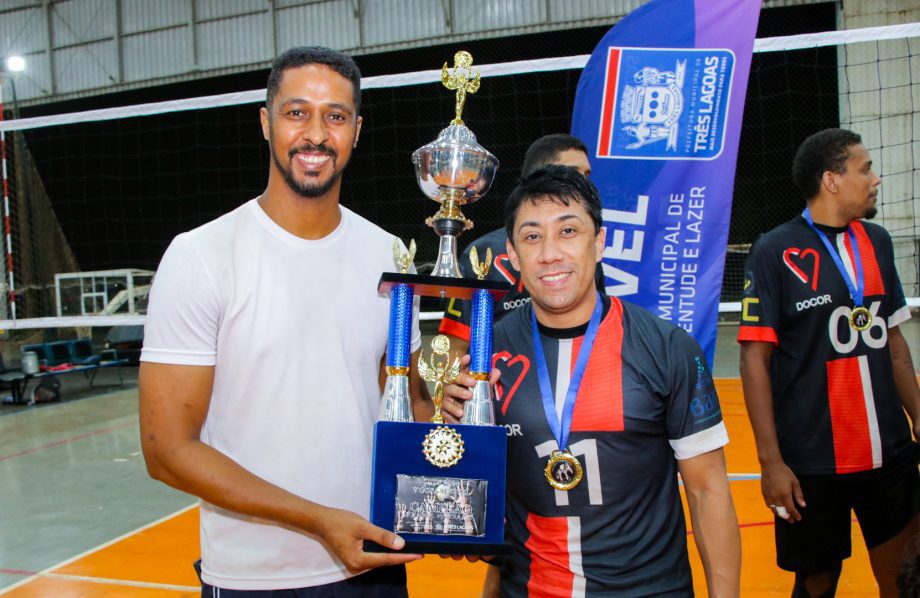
[[792, 128, 862, 200], [266, 46, 362, 114], [505, 165, 603, 242], [521, 134, 589, 176]]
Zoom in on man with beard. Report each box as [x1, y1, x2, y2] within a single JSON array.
[[139, 47, 427, 596], [739, 128, 920, 597]]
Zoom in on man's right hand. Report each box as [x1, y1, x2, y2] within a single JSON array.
[[441, 354, 501, 423], [759, 458, 806, 522], [317, 507, 422, 573]]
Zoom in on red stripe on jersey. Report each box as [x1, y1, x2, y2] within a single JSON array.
[[570, 297, 624, 432], [438, 318, 471, 341], [525, 513, 574, 597], [827, 357, 873, 473], [737, 325, 778, 345], [848, 221, 884, 296]]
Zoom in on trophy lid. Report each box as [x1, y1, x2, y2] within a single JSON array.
[[412, 123, 499, 203]]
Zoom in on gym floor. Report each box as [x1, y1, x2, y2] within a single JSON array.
[[0, 319, 917, 597]]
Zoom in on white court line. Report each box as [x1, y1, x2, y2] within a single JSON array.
[[0, 470, 763, 594], [0, 502, 199, 595], [40, 572, 199, 592]]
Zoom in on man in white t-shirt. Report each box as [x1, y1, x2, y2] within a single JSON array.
[[139, 46, 429, 596]]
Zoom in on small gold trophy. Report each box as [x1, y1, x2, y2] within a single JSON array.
[[393, 238, 416, 275], [417, 335, 461, 425], [469, 246, 492, 280]]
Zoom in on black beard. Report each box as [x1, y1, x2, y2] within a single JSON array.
[[278, 158, 340, 198], [864, 206, 877, 220], [270, 138, 342, 199]]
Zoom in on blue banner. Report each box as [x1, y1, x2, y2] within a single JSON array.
[[572, 0, 761, 365]]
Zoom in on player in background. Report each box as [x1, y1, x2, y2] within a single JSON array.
[[739, 128, 920, 597]]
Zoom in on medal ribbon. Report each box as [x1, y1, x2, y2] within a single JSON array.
[[802, 208, 865, 308], [531, 291, 603, 453]]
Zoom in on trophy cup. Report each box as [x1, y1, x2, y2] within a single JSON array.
[[414, 51, 498, 278], [367, 51, 510, 555]]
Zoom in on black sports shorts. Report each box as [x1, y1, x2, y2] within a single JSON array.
[[775, 456, 920, 573], [197, 563, 407, 598]]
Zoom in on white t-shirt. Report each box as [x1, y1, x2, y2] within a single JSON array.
[[142, 198, 421, 590]]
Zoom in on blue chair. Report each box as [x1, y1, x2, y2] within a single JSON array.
[[68, 339, 101, 366], [45, 341, 72, 367]]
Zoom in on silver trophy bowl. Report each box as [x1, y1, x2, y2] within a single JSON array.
[[411, 123, 499, 278], [412, 124, 498, 202]]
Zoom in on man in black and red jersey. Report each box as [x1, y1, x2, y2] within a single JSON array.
[[739, 128, 920, 597], [445, 166, 741, 597], [439, 134, 602, 357]]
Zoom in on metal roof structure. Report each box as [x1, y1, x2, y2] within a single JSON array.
[[1, 0, 831, 106]]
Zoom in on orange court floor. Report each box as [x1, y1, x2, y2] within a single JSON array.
[[0, 378, 885, 597]]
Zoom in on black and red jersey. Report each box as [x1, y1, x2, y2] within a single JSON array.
[[493, 295, 728, 597], [738, 215, 915, 475]]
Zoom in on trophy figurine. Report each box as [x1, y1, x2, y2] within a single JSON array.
[[369, 51, 510, 556], [412, 51, 498, 278], [417, 335, 461, 424]]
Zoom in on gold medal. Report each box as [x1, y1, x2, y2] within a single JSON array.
[[422, 425, 464, 468], [544, 450, 583, 491], [849, 306, 872, 331]]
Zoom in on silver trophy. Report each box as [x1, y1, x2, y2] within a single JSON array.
[[368, 50, 510, 556], [411, 51, 499, 278]]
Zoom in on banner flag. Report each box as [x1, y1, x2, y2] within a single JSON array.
[[572, 0, 761, 365]]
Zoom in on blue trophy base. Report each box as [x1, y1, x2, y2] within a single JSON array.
[[363, 539, 511, 556], [366, 420, 509, 555]]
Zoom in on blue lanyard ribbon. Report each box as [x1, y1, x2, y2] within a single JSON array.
[[530, 292, 603, 453], [802, 208, 865, 308]]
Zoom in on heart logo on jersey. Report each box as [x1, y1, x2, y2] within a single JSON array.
[[492, 351, 530, 415], [493, 254, 523, 291], [782, 247, 820, 291]]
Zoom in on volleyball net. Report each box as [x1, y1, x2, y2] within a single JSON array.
[[0, 22, 917, 332]]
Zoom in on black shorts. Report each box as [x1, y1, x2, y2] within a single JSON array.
[[197, 564, 407, 598], [775, 457, 920, 573]]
